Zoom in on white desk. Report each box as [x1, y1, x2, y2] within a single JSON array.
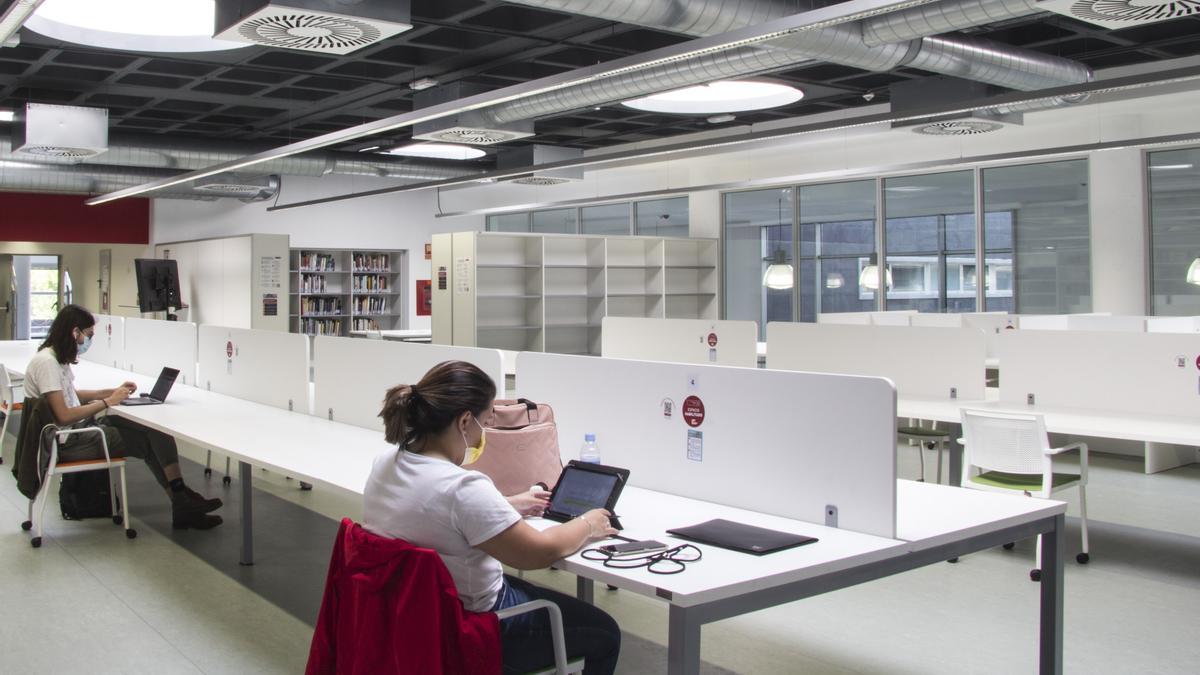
[[2, 341, 1067, 674], [348, 329, 432, 342]]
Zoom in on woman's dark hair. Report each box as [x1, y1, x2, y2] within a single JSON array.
[[40, 304, 95, 365], [380, 360, 497, 449]]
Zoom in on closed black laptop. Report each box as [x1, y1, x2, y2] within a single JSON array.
[[119, 367, 179, 406], [666, 518, 818, 555]]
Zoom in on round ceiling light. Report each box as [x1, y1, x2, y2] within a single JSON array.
[[622, 81, 803, 115], [383, 143, 487, 161], [26, 0, 248, 53]]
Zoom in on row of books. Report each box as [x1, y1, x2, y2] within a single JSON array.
[[352, 253, 390, 272], [298, 274, 332, 293], [352, 296, 388, 314], [352, 318, 381, 331], [301, 319, 343, 335], [352, 275, 390, 292], [299, 252, 337, 271], [301, 297, 342, 315]]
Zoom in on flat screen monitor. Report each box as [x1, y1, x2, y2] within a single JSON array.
[[134, 258, 182, 313]]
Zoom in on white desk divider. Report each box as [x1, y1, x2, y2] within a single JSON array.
[[517, 352, 897, 538], [198, 325, 309, 413], [908, 313, 964, 328], [601, 317, 758, 367], [996, 329, 1200, 418], [1147, 316, 1200, 333], [1065, 315, 1147, 332], [83, 314, 125, 369], [817, 312, 871, 325], [123, 317, 198, 386], [962, 313, 1018, 359], [766, 322, 988, 401], [870, 311, 915, 326], [313, 336, 505, 431], [1016, 314, 1070, 330]]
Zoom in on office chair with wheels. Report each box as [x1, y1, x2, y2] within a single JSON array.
[[23, 423, 136, 548], [959, 408, 1090, 581]]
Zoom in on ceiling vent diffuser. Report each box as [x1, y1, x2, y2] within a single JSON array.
[[1037, 0, 1199, 28], [913, 119, 1006, 135], [497, 145, 584, 186], [214, 0, 412, 54], [12, 103, 108, 162], [411, 83, 534, 146], [194, 173, 280, 200]]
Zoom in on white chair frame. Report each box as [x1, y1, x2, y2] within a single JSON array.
[[22, 423, 136, 548], [959, 408, 1090, 580], [495, 599, 585, 674], [0, 364, 24, 462]]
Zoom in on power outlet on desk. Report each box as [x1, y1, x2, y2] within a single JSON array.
[[825, 504, 838, 528], [1027, 393, 1036, 405]]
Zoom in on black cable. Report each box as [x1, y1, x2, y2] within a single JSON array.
[[581, 544, 702, 575]]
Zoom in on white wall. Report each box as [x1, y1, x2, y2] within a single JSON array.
[[152, 175, 483, 330]]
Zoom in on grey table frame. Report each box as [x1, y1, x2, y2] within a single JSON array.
[[575, 514, 1065, 675]]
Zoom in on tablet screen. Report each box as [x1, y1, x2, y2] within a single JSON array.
[[549, 467, 619, 518]]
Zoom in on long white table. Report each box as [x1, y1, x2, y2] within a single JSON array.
[[1, 340, 1066, 674], [897, 392, 1200, 478]]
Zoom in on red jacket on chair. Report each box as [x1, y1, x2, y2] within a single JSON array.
[[306, 518, 502, 675]]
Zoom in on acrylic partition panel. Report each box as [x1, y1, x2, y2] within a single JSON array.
[[1016, 315, 1071, 330], [766, 322, 988, 401], [1065, 315, 1147, 332], [313, 336, 505, 431], [123, 317, 198, 386], [82, 314, 125, 369], [996, 330, 1200, 417], [870, 311, 915, 326], [197, 324, 309, 412], [600, 317, 758, 368], [908, 313, 964, 328], [1147, 316, 1200, 333], [517, 352, 897, 538], [817, 312, 872, 325]]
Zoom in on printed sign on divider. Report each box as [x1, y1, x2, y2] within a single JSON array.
[[682, 395, 705, 428]]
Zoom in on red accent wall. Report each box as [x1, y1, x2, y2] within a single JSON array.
[[0, 193, 150, 244]]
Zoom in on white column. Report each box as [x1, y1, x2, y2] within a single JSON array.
[[1088, 148, 1148, 314]]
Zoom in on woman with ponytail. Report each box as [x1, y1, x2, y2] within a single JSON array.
[[363, 361, 621, 674]]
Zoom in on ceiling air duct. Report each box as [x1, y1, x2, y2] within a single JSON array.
[[193, 173, 281, 201], [411, 83, 534, 146], [11, 103, 108, 161], [1036, 0, 1199, 28], [214, 0, 412, 54], [496, 145, 583, 186]]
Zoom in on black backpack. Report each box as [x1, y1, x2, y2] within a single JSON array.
[[59, 471, 119, 520]]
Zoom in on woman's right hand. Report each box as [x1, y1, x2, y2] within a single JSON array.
[[580, 509, 618, 542], [106, 386, 131, 407]]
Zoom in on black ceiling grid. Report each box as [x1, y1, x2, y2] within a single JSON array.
[[0, 0, 1197, 153]]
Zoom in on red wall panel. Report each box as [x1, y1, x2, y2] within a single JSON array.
[[0, 193, 150, 244]]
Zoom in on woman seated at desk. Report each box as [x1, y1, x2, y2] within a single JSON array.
[[23, 305, 223, 530], [364, 361, 621, 675]]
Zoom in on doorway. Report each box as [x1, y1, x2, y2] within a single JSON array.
[[0, 255, 61, 341]]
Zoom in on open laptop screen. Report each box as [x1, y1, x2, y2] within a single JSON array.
[[148, 367, 180, 401]]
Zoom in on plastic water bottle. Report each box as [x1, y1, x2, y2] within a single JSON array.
[[580, 433, 601, 464]]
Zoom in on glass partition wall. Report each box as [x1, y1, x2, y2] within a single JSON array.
[[1148, 148, 1200, 316], [722, 159, 1091, 323]]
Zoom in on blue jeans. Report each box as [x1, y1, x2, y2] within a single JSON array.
[[492, 574, 620, 675]]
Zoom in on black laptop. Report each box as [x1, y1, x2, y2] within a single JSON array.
[[667, 519, 818, 556], [543, 460, 629, 530], [119, 367, 179, 406]]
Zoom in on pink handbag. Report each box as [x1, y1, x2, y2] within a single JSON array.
[[471, 399, 563, 496]]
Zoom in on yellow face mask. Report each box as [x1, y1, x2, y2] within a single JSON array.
[[461, 415, 486, 466]]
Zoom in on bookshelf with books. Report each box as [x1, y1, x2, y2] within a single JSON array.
[[290, 248, 406, 336]]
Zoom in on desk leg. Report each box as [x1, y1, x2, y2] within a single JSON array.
[[239, 461, 253, 566], [1039, 514, 1064, 675], [668, 605, 701, 675], [576, 576, 594, 604]]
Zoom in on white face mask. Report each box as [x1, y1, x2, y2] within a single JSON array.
[[76, 331, 93, 355]]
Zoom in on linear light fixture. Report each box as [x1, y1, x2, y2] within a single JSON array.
[[265, 64, 1200, 212], [0, 0, 46, 45], [85, 0, 939, 206]]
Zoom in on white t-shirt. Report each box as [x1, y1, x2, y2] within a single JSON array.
[[363, 449, 521, 612], [24, 348, 81, 410]]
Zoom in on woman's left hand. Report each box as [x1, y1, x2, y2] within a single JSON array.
[[507, 488, 551, 518], [121, 381, 138, 394]]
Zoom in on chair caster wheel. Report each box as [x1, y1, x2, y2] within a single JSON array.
[[31, 537, 42, 548], [112, 515, 123, 525], [1076, 552, 1089, 564], [204, 468, 212, 477], [126, 529, 137, 539], [1002, 542, 1015, 550], [21, 520, 32, 531], [1029, 569, 1041, 582], [947, 557, 959, 564], [300, 482, 313, 491], [222, 476, 232, 487]]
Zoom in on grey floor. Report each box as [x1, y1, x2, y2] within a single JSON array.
[[1, 425, 1198, 674]]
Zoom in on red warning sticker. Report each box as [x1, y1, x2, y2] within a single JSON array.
[[682, 395, 706, 428], [226, 341, 234, 359], [707, 332, 718, 348]]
